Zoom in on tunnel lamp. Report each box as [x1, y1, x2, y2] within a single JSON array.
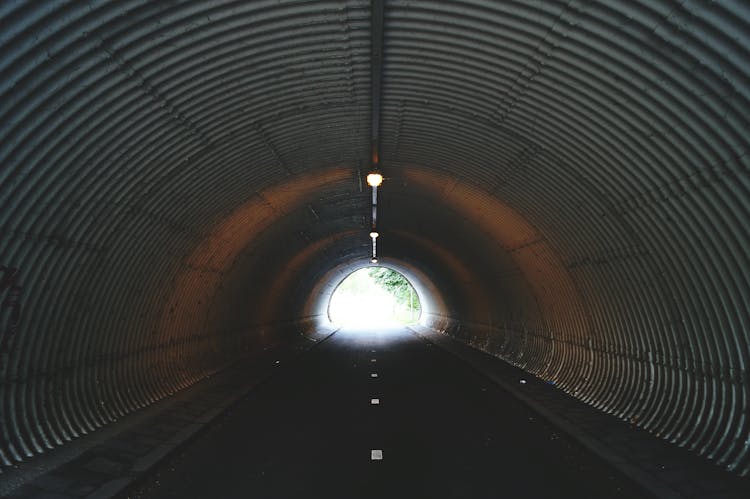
[[370, 231, 379, 239], [366, 173, 383, 187]]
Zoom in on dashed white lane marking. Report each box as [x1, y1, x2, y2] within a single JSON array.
[[371, 449, 383, 460], [370, 373, 378, 378], [370, 358, 377, 363], [371, 398, 380, 405]]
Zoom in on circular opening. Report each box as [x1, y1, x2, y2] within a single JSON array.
[[328, 267, 421, 327]]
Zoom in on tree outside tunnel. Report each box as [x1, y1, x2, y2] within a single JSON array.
[[329, 267, 421, 326]]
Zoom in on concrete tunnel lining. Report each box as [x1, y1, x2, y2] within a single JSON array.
[[0, 0, 749, 480]]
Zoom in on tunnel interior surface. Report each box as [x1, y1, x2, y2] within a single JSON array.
[[0, 0, 749, 478]]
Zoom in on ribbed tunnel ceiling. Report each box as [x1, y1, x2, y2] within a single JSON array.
[[1, 0, 749, 477]]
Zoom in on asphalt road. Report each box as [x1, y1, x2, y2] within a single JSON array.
[[125, 327, 648, 499]]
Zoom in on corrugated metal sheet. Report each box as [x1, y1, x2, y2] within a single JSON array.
[[0, 0, 748, 477], [377, 0, 750, 474]]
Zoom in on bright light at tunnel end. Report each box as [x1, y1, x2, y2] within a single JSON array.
[[329, 267, 421, 327]]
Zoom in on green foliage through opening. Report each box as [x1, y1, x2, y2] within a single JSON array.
[[328, 267, 421, 325], [367, 267, 421, 312]]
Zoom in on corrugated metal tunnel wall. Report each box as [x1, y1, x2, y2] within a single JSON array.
[[1, 0, 748, 476]]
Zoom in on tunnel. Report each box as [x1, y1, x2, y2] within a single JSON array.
[[0, 1, 749, 497]]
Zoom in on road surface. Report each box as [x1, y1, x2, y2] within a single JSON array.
[[126, 327, 647, 499]]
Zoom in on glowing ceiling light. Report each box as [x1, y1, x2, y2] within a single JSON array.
[[366, 173, 383, 187], [370, 231, 379, 239]]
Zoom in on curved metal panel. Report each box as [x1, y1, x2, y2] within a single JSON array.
[[0, 0, 748, 478]]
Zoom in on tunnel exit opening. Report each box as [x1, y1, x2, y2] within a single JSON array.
[[328, 267, 421, 327]]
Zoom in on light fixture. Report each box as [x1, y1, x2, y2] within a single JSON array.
[[367, 170, 382, 263], [366, 172, 383, 187]]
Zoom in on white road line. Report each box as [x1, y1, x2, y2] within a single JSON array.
[[371, 449, 383, 460], [371, 398, 380, 405], [370, 373, 378, 378], [370, 359, 377, 363]]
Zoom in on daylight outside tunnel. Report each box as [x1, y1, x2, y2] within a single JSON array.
[[0, 0, 749, 497], [328, 267, 422, 326]]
